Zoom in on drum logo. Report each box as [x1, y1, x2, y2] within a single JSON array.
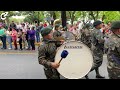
[[64, 45, 82, 49]]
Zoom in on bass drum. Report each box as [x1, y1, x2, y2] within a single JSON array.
[[55, 41, 93, 79], [62, 31, 76, 41]]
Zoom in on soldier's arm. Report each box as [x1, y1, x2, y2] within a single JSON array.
[[116, 40, 120, 55], [55, 41, 62, 47], [53, 31, 57, 38], [95, 31, 105, 43], [38, 45, 52, 68]]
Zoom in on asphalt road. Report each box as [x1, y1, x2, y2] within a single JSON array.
[[0, 47, 109, 79]]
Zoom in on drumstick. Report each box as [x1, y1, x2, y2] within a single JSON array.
[[58, 50, 69, 64]]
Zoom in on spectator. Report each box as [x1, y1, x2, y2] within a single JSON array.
[[10, 21, 16, 29], [28, 27, 36, 50], [0, 24, 7, 49], [11, 28, 18, 50], [17, 29, 23, 50]]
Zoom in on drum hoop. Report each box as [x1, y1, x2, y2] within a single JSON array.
[[55, 41, 94, 79]]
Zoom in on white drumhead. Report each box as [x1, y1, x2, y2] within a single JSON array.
[[55, 41, 93, 79]]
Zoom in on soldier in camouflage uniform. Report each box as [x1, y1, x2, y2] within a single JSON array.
[[85, 20, 105, 79], [53, 24, 62, 39], [81, 24, 92, 48], [106, 21, 120, 79], [38, 27, 63, 79]]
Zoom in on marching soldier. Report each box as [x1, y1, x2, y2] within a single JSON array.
[[85, 20, 105, 79], [38, 27, 64, 79], [53, 24, 62, 38], [106, 21, 120, 79], [81, 24, 92, 48]]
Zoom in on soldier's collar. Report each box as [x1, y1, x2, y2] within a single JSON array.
[[43, 39, 57, 43]]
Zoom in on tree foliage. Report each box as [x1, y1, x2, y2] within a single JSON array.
[[103, 11, 120, 23]]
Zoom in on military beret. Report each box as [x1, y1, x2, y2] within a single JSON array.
[[55, 24, 60, 28], [111, 21, 120, 30], [93, 20, 102, 27], [41, 27, 52, 37], [85, 24, 91, 28], [46, 25, 53, 30]]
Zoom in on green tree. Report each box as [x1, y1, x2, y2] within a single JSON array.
[[103, 11, 120, 23], [66, 11, 76, 24], [23, 11, 45, 24]]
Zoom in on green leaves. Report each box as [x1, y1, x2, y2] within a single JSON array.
[[103, 11, 120, 23]]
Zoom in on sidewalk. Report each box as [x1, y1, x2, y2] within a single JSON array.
[[0, 41, 41, 46]]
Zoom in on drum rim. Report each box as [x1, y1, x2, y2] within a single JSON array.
[[55, 41, 94, 79]]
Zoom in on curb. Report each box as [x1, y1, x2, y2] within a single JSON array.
[[0, 42, 41, 46]]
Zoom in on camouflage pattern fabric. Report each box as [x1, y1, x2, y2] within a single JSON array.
[[53, 30, 62, 38], [91, 28, 105, 71], [81, 28, 92, 48], [105, 33, 120, 79], [38, 39, 61, 79]]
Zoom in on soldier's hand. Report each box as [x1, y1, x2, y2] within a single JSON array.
[[60, 40, 64, 44], [51, 62, 60, 69]]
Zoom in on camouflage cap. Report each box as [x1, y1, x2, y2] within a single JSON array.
[[41, 27, 52, 37], [93, 20, 102, 27], [55, 24, 60, 28], [111, 21, 120, 30], [85, 23, 91, 28], [46, 25, 53, 30]]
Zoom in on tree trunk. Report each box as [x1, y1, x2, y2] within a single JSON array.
[[89, 11, 96, 21], [61, 11, 66, 29], [96, 11, 99, 20], [38, 12, 39, 24], [5, 18, 10, 27], [53, 12, 56, 20]]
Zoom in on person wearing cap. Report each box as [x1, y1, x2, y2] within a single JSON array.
[[85, 20, 105, 79], [105, 21, 120, 79], [38, 27, 64, 79], [53, 24, 62, 39]]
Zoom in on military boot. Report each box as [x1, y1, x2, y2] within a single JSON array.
[[85, 75, 89, 79]]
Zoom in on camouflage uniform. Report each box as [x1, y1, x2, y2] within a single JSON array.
[[81, 28, 92, 48], [38, 39, 61, 79], [53, 30, 62, 38], [106, 34, 120, 79], [91, 28, 105, 71]]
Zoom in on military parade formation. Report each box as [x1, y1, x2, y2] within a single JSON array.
[[0, 11, 120, 79], [38, 19, 120, 79]]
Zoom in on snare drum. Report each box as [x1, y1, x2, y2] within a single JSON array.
[[55, 41, 93, 79]]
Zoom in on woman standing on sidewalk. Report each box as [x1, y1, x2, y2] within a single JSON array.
[[26, 27, 31, 50], [11, 28, 18, 50], [6, 27, 12, 50], [17, 29, 23, 50], [29, 27, 36, 50]]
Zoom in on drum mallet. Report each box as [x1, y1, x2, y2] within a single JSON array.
[[58, 50, 69, 64]]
